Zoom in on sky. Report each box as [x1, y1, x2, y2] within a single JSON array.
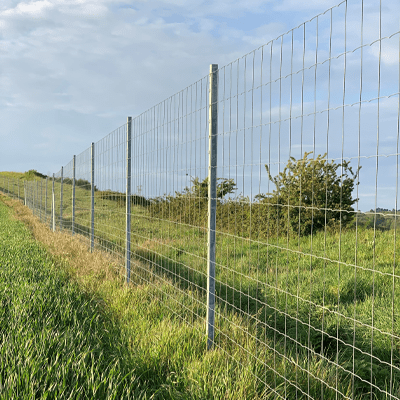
[[1, 0, 399, 211]]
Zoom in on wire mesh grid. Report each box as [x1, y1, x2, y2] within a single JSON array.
[[92, 125, 127, 262], [210, 1, 400, 398], [71, 148, 92, 245], [61, 158, 75, 232], [127, 75, 212, 332], [0, 0, 399, 398]]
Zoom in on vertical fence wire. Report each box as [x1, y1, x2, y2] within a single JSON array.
[[126, 117, 132, 283], [73, 148, 92, 245], [92, 125, 127, 265], [61, 158, 75, 234]]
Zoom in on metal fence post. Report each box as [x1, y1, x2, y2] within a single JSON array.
[[33, 180, 35, 216], [52, 174, 55, 232], [207, 63, 218, 350], [60, 166, 63, 231], [126, 117, 132, 283], [45, 177, 48, 225], [91, 142, 95, 252], [72, 155, 76, 236], [40, 179, 43, 221]]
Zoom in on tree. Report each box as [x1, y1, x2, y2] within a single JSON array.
[[263, 152, 361, 236]]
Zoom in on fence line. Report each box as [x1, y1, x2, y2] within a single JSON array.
[[1, 0, 400, 398]]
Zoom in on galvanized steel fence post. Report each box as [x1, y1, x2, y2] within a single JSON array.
[[60, 166, 63, 231], [72, 155, 76, 235], [90, 142, 95, 252], [45, 177, 48, 225], [126, 117, 132, 283], [52, 174, 55, 232], [40, 179, 42, 221], [206, 63, 218, 350], [33, 180, 35, 216]]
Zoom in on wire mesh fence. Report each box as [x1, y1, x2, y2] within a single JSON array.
[[1, 0, 400, 398]]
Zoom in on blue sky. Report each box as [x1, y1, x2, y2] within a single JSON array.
[[1, 0, 399, 211]]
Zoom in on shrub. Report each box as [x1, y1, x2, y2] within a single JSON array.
[[149, 177, 237, 227], [260, 152, 361, 236]]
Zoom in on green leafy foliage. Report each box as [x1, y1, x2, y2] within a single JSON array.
[[96, 190, 150, 207], [262, 152, 361, 236], [149, 177, 237, 227], [24, 170, 48, 180], [60, 177, 96, 191], [150, 154, 361, 238], [182, 176, 237, 200]]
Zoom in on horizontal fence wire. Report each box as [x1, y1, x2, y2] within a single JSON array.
[[1, 0, 400, 398]]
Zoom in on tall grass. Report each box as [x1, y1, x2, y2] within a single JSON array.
[[0, 200, 154, 398], [0, 195, 271, 399]]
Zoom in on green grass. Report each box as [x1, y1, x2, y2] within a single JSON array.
[[2, 176, 400, 398], [0, 200, 149, 399], [0, 196, 270, 399]]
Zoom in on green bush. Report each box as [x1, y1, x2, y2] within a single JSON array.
[[260, 152, 361, 236], [24, 170, 47, 180], [149, 177, 237, 227], [96, 190, 150, 207], [149, 153, 361, 238]]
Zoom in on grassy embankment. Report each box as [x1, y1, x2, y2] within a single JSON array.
[[0, 196, 145, 399], [0, 194, 266, 399], [1, 171, 400, 398]]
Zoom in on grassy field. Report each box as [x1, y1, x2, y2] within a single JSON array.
[[1, 172, 400, 398]]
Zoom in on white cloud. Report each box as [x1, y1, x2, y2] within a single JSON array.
[[369, 42, 399, 67], [1, 0, 54, 17]]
